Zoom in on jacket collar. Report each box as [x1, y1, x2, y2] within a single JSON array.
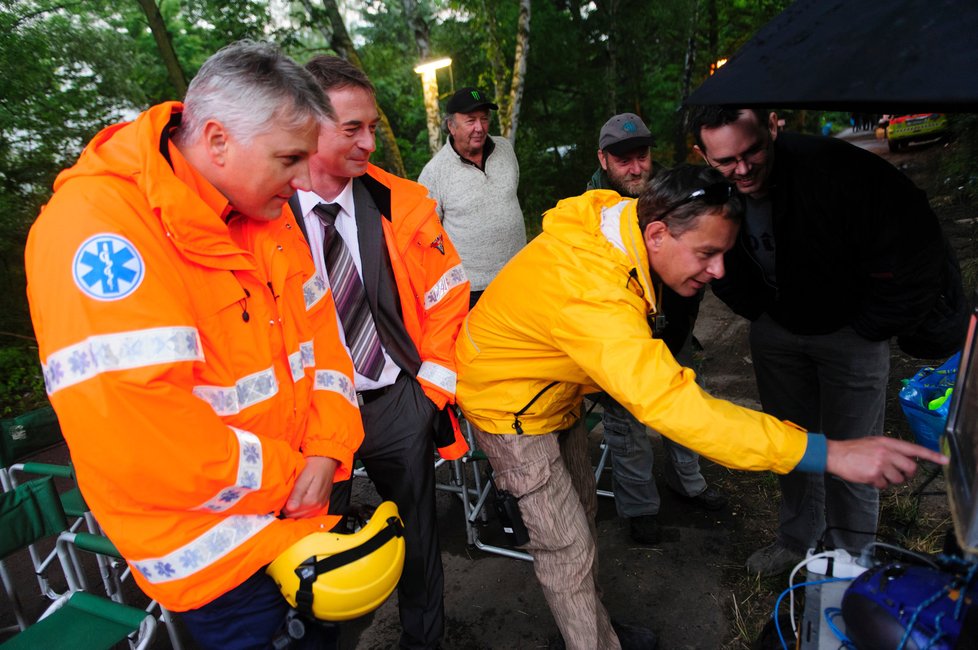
[[614, 200, 659, 315], [141, 103, 254, 271]]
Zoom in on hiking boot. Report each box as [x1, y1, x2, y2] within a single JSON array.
[[629, 515, 660, 545], [746, 542, 804, 576], [611, 619, 658, 649], [672, 485, 728, 511]]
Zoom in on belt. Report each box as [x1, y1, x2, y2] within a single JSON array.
[[356, 383, 396, 406]]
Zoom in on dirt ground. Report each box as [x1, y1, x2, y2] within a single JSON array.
[[1, 128, 971, 649]]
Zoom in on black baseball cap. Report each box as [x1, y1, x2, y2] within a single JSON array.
[[599, 113, 655, 156], [446, 87, 498, 114]]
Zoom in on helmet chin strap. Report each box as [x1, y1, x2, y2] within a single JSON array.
[[293, 515, 405, 617]]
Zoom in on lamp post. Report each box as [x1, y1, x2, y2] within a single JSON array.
[[414, 57, 452, 154]]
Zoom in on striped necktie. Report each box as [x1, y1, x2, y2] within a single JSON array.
[[314, 202, 385, 381]]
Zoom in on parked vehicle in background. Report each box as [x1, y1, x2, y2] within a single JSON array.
[[886, 113, 948, 152]]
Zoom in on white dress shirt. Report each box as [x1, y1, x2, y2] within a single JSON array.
[[297, 183, 400, 391]]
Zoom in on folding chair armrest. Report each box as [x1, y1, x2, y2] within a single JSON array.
[[12, 462, 74, 479], [56, 531, 124, 592], [67, 532, 122, 559]]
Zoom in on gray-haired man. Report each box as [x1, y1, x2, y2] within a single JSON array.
[[419, 87, 526, 307]]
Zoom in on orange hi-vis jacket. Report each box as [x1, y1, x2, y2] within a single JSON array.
[[25, 102, 364, 612], [360, 164, 470, 458]]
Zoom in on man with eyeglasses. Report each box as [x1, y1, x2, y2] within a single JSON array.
[[453, 164, 945, 649], [586, 113, 727, 548], [689, 106, 948, 577]]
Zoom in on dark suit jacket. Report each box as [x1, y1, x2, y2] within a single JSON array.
[[289, 179, 422, 379]]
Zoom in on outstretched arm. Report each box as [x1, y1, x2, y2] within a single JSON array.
[[826, 437, 947, 489]]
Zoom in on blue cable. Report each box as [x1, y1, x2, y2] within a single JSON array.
[[924, 611, 948, 649], [953, 562, 978, 620], [774, 577, 852, 650], [823, 607, 857, 648], [896, 562, 978, 650], [897, 584, 949, 650]]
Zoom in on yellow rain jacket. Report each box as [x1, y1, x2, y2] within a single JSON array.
[[455, 190, 810, 474]]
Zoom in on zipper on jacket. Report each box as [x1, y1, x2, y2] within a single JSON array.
[[511, 381, 559, 435]]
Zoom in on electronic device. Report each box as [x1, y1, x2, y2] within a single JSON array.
[[944, 288, 978, 554], [842, 561, 978, 650]]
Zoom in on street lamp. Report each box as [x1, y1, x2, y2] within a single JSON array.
[[414, 57, 452, 154]]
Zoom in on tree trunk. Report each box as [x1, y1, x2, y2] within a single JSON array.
[[674, 1, 700, 164], [402, 0, 442, 153], [134, 0, 187, 98], [479, 0, 510, 135], [304, 0, 406, 177], [604, 0, 619, 115], [401, 0, 431, 59], [506, 0, 531, 145]]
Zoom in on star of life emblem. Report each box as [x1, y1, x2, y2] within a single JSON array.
[[72, 234, 145, 301]]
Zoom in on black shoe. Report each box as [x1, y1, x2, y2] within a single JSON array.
[[673, 485, 728, 511], [628, 515, 660, 545], [611, 619, 658, 650]]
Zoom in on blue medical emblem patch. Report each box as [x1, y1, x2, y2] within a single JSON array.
[[73, 234, 145, 301]]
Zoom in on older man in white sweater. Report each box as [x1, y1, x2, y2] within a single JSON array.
[[419, 87, 527, 307]]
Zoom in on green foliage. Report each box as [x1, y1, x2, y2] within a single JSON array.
[[0, 345, 46, 416], [939, 113, 978, 291], [941, 114, 978, 204], [0, 0, 273, 338], [0, 0, 795, 333]]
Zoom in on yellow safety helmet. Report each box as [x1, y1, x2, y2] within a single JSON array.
[[267, 501, 405, 621]]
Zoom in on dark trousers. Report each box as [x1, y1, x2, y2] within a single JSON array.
[[331, 372, 443, 649], [177, 569, 338, 650]]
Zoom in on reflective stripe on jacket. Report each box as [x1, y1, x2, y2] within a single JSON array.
[[362, 164, 470, 458], [455, 190, 807, 474], [25, 102, 364, 611]]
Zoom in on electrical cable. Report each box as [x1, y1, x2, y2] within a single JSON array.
[[859, 541, 940, 570], [787, 551, 836, 633], [774, 577, 851, 650], [822, 607, 856, 649]]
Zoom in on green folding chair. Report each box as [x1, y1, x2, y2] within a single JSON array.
[[55, 531, 184, 650], [0, 407, 120, 604], [0, 476, 156, 649]]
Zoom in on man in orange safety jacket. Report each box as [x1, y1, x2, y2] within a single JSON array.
[[287, 56, 469, 649], [25, 41, 363, 649]]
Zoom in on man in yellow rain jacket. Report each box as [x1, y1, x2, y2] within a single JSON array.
[[455, 164, 946, 650], [26, 42, 363, 649]]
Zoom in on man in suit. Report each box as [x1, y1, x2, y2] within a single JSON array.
[[290, 55, 469, 649]]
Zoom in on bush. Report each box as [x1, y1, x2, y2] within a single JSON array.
[[0, 345, 47, 416]]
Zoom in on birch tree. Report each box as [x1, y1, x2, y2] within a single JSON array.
[[478, 0, 530, 144]]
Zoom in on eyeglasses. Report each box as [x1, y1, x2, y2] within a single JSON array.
[[656, 182, 736, 221], [706, 140, 768, 174]]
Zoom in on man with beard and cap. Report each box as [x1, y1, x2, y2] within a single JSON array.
[[587, 113, 726, 546]]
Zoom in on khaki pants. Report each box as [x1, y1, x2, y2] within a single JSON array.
[[474, 420, 621, 650]]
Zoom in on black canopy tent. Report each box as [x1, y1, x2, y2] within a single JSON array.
[[685, 0, 978, 113]]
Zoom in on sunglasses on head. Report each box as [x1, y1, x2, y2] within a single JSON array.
[[656, 182, 736, 221]]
